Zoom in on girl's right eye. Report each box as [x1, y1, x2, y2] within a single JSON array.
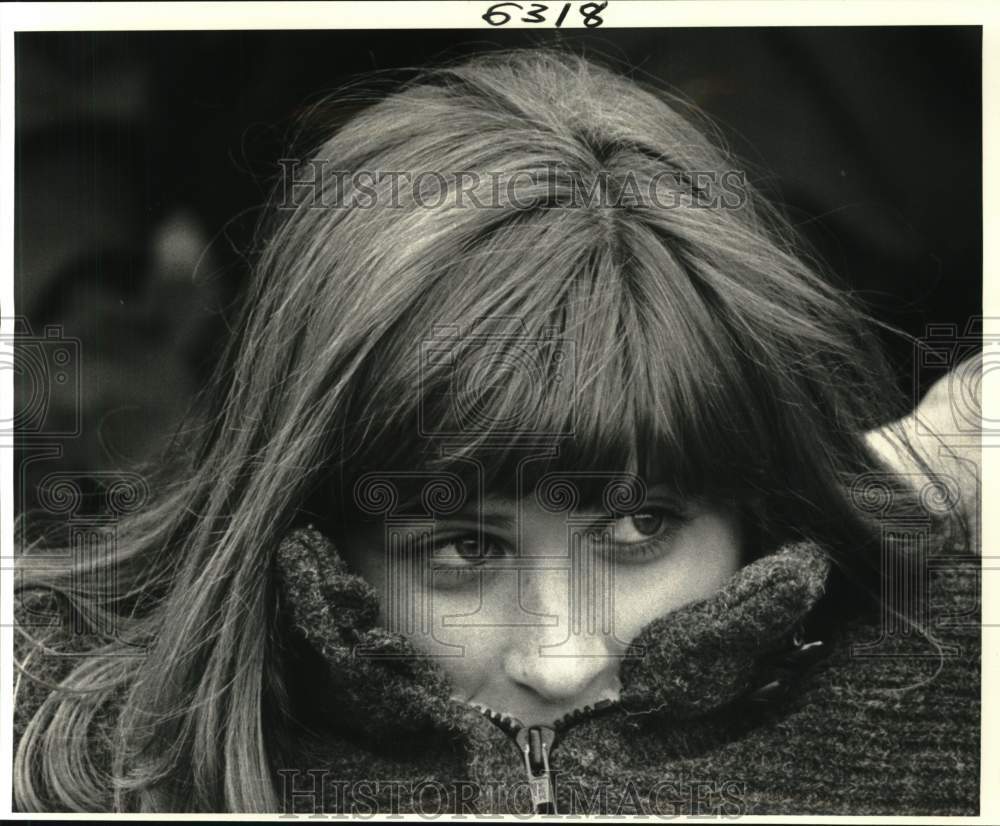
[[432, 535, 505, 568]]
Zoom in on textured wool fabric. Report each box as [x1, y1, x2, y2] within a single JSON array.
[[13, 525, 980, 815], [618, 539, 830, 719]]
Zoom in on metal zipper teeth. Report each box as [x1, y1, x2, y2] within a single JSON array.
[[464, 700, 620, 816], [466, 697, 621, 737], [466, 703, 525, 737], [551, 698, 619, 732]]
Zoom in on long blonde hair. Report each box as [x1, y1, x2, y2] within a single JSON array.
[[14, 46, 955, 812]]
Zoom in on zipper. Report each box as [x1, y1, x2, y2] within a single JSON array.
[[467, 698, 618, 815], [460, 624, 827, 813], [516, 724, 557, 813]]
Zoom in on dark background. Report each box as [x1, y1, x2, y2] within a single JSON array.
[[14, 27, 982, 515]]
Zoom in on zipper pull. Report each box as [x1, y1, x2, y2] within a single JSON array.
[[515, 725, 558, 814]]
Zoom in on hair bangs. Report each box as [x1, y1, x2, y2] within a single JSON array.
[[333, 208, 769, 518]]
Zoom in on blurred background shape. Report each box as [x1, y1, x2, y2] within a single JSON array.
[[13, 27, 982, 519]]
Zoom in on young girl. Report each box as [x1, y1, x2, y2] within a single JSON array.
[[13, 47, 980, 815]]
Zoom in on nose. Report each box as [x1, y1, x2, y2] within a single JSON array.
[[502, 567, 619, 704]]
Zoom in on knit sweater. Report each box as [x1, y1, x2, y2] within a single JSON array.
[[13, 520, 980, 816]]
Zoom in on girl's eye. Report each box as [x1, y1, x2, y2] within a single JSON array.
[[432, 536, 504, 567], [607, 506, 686, 565], [612, 510, 673, 544], [430, 535, 506, 591]]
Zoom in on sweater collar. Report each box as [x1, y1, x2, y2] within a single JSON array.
[[275, 526, 832, 744]]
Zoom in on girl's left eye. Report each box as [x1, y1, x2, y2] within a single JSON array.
[[611, 510, 675, 544]]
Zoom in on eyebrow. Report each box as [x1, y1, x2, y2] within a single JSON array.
[[422, 503, 623, 532], [393, 499, 518, 530], [438, 503, 517, 530], [394, 484, 680, 529], [450, 511, 518, 530]]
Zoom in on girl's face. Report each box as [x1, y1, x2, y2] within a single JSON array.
[[338, 484, 744, 727]]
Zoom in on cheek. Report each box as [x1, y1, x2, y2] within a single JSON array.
[[338, 527, 513, 696], [611, 509, 743, 648], [402, 573, 519, 697]]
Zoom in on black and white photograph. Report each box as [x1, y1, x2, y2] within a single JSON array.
[[3, 2, 991, 818]]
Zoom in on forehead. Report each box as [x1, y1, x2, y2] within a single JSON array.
[[405, 479, 678, 519]]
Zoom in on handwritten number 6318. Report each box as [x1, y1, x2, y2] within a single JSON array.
[[482, 2, 608, 28]]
